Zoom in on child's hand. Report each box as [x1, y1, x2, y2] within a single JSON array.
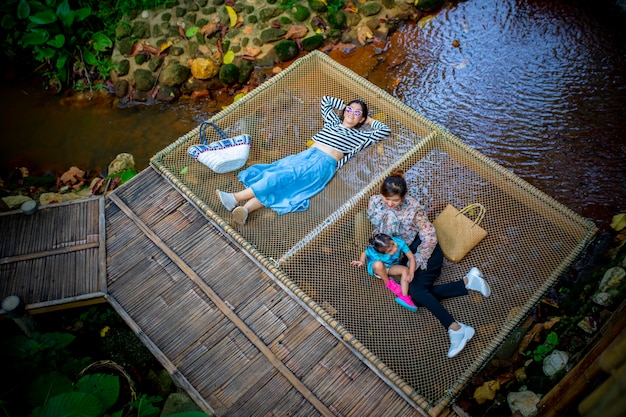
[[351, 260, 363, 267]]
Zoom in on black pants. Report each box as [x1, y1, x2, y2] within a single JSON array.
[[407, 235, 468, 330]]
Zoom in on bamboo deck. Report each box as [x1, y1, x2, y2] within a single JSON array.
[[0, 196, 106, 313], [103, 167, 434, 417]]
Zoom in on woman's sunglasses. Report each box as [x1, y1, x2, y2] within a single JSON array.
[[344, 106, 363, 117]]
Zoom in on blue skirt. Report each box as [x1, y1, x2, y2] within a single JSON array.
[[238, 147, 337, 214]]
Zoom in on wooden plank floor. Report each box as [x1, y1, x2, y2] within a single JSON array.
[[104, 167, 428, 417], [0, 197, 106, 312]]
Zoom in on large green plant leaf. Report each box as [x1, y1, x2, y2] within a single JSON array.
[[91, 31, 112, 51], [56, 0, 74, 28], [76, 373, 120, 411], [29, 391, 103, 417], [74, 7, 91, 21], [46, 33, 64, 47], [28, 9, 57, 25], [17, 0, 30, 19], [82, 48, 98, 65], [28, 372, 73, 408], [22, 28, 49, 46]]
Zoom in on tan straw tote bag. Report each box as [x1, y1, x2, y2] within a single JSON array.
[[432, 203, 487, 263]]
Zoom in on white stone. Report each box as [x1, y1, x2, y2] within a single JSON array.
[[542, 349, 569, 377], [599, 266, 625, 292], [507, 390, 541, 417]]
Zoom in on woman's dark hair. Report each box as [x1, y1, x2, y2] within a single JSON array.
[[341, 99, 368, 129], [380, 169, 407, 198], [369, 233, 393, 253]]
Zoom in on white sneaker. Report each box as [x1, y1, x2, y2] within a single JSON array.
[[447, 323, 475, 358], [216, 190, 237, 211], [465, 267, 490, 297], [233, 206, 248, 225]]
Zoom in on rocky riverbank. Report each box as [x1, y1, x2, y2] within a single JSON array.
[[108, 0, 448, 105]]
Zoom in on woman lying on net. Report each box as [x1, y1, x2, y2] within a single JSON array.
[[216, 95, 391, 225]]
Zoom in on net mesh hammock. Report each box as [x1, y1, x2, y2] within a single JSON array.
[[151, 50, 597, 416]]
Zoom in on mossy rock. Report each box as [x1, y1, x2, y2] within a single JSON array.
[[115, 23, 131, 40], [131, 21, 150, 38], [308, 0, 327, 12], [219, 63, 239, 84], [292, 4, 310, 21], [237, 59, 255, 83], [302, 34, 324, 51], [327, 10, 347, 29], [134, 54, 148, 65], [134, 69, 155, 91], [359, 2, 381, 16], [274, 39, 299, 62], [414, 0, 445, 12], [117, 38, 134, 56], [115, 59, 130, 77]]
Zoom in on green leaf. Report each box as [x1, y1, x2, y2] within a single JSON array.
[[180, 166, 188, 175], [56, 54, 68, 70], [92, 31, 112, 51], [46, 33, 64, 48], [76, 373, 120, 410], [28, 10, 57, 25], [1, 14, 18, 30], [28, 372, 73, 408], [185, 26, 199, 38], [37, 46, 55, 59], [29, 392, 103, 417], [22, 29, 50, 46], [17, 0, 30, 19], [83, 49, 98, 65], [74, 7, 91, 21], [57, 0, 74, 28]]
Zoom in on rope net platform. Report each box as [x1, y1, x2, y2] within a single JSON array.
[[151, 50, 597, 416]]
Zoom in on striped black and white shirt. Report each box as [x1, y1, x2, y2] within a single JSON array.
[[311, 96, 391, 168]]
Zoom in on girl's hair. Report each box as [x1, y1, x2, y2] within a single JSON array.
[[369, 233, 393, 253], [380, 169, 407, 198], [341, 99, 368, 129]]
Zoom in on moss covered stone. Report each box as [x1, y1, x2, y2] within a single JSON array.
[[280, 16, 292, 25], [260, 27, 286, 43], [327, 10, 347, 29], [274, 39, 298, 62], [134, 54, 148, 65], [161, 12, 172, 21], [148, 57, 165, 72], [134, 69, 155, 91], [248, 15, 258, 24], [219, 63, 239, 84], [301, 34, 324, 51], [132, 21, 151, 38], [308, 0, 327, 12], [160, 63, 191, 86], [359, 2, 381, 16], [175, 7, 186, 17], [116, 59, 130, 77], [152, 24, 163, 37], [115, 23, 131, 40], [292, 4, 310, 21], [237, 59, 254, 83], [118, 38, 133, 56], [259, 7, 282, 22]]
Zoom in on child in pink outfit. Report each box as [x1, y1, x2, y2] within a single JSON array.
[[351, 233, 418, 312]]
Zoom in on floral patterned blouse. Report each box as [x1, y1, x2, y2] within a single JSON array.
[[367, 194, 438, 270]]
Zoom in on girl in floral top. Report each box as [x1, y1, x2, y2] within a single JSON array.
[[367, 169, 492, 358]]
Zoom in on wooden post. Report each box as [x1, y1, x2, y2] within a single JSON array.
[[2, 296, 35, 337]]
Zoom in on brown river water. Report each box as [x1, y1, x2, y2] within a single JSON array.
[[2, 0, 625, 230]]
